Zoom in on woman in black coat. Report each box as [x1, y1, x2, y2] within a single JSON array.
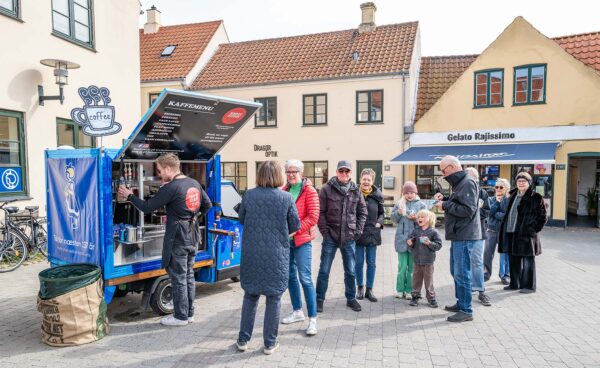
[[498, 172, 546, 293], [354, 168, 384, 302]]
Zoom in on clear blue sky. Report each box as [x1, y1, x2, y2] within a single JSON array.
[[139, 0, 600, 56]]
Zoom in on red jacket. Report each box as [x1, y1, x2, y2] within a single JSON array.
[[283, 178, 320, 247]]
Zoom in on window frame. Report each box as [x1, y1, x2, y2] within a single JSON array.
[[302, 94, 327, 126], [51, 0, 95, 50], [0, 109, 28, 198], [254, 97, 277, 128], [356, 89, 384, 124], [0, 0, 19, 20], [302, 161, 329, 191], [148, 92, 160, 108], [221, 161, 247, 194], [473, 68, 504, 108], [513, 64, 547, 106], [56, 118, 96, 148]]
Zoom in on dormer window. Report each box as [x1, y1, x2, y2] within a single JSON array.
[[161, 45, 176, 57]]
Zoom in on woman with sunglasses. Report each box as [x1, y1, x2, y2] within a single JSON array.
[[483, 178, 511, 285]]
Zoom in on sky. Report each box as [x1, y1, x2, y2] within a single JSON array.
[[139, 0, 600, 56]]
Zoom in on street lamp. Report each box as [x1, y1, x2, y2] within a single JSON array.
[[38, 59, 80, 106]]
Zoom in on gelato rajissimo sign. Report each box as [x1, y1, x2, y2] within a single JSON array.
[[446, 131, 516, 142], [117, 90, 261, 161]]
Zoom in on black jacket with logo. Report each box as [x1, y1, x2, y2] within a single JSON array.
[[441, 171, 481, 241]]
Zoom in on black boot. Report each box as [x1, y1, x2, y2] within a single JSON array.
[[365, 288, 377, 302], [356, 285, 365, 300]]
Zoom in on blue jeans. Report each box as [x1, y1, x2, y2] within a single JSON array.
[[499, 253, 510, 278], [316, 239, 357, 302], [471, 240, 485, 292], [238, 292, 281, 347], [355, 244, 377, 289], [288, 240, 317, 318], [449, 240, 474, 315], [165, 250, 196, 321]]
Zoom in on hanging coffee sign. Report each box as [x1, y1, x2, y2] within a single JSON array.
[[71, 86, 122, 137]]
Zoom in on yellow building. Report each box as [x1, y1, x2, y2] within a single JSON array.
[[392, 17, 600, 227], [1, 0, 140, 209]]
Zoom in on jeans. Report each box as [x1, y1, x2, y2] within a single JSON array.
[[484, 230, 510, 279], [471, 240, 485, 292], [316, 239, 357, 302], [396, 252, 414, 293], [449, 241, 474, 315], [499, 253, 510, 279], [165, 250, 196, 321], [355, 244, 377, 289], [288, 240, 317, 317], [238, 292, 282, 347]]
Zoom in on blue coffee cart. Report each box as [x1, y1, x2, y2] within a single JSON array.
[[45, 90, 260, 315]]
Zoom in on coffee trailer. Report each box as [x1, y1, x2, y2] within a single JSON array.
[[45, 90, 260, 315]]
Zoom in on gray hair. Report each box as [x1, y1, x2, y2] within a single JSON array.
[[496, 178, 511, 197], [285, 159, 304, 173], [465, 167, 479, 180], [440, 155, 461, 168]]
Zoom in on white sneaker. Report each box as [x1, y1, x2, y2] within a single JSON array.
[[281, 310, 305, 324], [404, 293, 413, 300], [160, 315, 188, 326], [188, 316, 194, 323], [306, 318, 317, 336], [395, 292, 403, 299], [264, 342, 279, 355]]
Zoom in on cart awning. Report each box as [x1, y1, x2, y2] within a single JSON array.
[[390, 142, 560, 165]]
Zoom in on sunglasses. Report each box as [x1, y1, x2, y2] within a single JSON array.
[[495, 186, 504, 189], [338, 169, 350, 173]]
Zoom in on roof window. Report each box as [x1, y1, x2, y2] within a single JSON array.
[[161, 45, 176, 57]]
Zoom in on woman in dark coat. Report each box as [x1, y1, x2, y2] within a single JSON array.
[[498, 171, 546, 293], [236, 161, 301, 355], [354, 168, 385, 302]]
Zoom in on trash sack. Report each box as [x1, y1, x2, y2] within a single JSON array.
[[39, 263, 101, 300], [37, 265, 108, 346]]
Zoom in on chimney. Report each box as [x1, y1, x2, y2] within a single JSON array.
[[359, 2, 377, 34], [144, 5, 161, 34]]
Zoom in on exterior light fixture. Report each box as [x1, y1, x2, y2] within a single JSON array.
[[352, 50, 359, 63], [38, 59, 80, 106]]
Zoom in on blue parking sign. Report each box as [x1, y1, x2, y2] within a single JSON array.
[[0, 167, 22, 193]]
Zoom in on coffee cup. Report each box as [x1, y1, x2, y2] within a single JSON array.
[[72, 106, 115, 130]]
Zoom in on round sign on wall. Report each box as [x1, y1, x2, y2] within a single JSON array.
[[221, 107, 247, 125]]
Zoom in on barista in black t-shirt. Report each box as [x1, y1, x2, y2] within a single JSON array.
[[118, 153, 211, 326]]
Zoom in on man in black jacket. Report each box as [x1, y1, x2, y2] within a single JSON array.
[[118, 153, 211, 326], [434, 156, 481, 322], [315, 160, 367, 312]]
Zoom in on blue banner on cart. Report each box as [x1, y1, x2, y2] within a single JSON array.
[[0, 167, 23, 193], [47, 157, 100, 265]]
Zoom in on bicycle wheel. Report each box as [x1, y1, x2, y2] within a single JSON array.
[[0, 229, 28, 272], [36, 218, 48, 257]]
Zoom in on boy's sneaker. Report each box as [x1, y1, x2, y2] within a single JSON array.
[[428, 299, 438, 308], [306, 317, 317, 336], [478, 293, 492, 306], [236, 339, 248, 352], [160, 315, 188, 326], [281, 310, 305, 324], [409, 296, 418, 307], [263, 342, 279, 355]]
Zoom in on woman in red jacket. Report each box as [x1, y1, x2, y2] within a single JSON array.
[[281, 159, 320, 336]]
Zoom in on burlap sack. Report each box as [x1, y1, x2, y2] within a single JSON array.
[[37, 277, 109, 346]]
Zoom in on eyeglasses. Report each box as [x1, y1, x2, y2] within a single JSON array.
[[440, 164, 452, 175], [495, 186, 504, 189], [337, 169, 350, 174], [285, 171, 300, 175], [516, 179, 528, 183]]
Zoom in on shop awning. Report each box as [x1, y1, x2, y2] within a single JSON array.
[[390, 142, 560, 165]]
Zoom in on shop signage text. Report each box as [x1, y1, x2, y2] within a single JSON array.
[[254, 145, 278, 157], [447, 132, 516, 142]]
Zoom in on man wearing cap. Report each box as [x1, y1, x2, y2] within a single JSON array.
[[316, 160, 368, 312], [433, 155, 481, 323]]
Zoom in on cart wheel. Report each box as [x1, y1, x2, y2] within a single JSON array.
[[150, 279, 174, 315], [230, 276, 240, 283]]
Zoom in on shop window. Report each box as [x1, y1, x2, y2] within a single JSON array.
[[474, 69, 503, 108], [148, 92, 160, 108], [416, 165, 450, 199], [254, 97, 277, 128], [52, 0, 94, 49], [303, 94, 327, 126], [57, 118, 96, 148], [511, 164, 554, 214], [0, 0, 19, 19], [513, 64, 546, 105], [221, 162, 247, 193], [303, 161, 328, 190], [356, 90, 383, 123], [0, 109, 27, 197]]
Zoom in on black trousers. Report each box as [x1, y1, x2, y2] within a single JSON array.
[[508, 254, 536, 291]]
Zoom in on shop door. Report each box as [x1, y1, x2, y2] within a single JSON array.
[[356, 160, 382, 189]]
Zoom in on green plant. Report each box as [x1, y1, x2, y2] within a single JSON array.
[[586, 188, 599, 214]]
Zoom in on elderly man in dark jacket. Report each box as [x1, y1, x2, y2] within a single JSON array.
[[434, 156, 481, 323], [316, 160, 368, 313]]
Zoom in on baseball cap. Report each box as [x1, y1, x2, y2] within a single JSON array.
[[337, 160, 352, 171]]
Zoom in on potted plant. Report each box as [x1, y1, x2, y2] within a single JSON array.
[[586, 187, 599, 217]]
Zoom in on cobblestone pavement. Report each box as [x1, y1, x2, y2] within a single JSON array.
[[1, 227, 600, 368]]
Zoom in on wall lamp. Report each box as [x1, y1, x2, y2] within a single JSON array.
[[38, 59, 80, 106]]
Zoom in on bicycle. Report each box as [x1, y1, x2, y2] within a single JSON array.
[[11, 206, 48, 258], [0, 200, 29, 272]]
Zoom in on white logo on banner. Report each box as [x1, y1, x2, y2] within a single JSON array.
[[1, 169, 19, 190]]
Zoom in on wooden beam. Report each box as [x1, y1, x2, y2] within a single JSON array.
[[106, 259, 213, 286]]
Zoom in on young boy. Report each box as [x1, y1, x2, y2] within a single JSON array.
[[407, 210, 443, 308]]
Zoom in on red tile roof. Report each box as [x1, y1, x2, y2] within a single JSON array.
[[192, 22, 419, 89], [140, 21, 222, 82], [414, 32, 600, 122]]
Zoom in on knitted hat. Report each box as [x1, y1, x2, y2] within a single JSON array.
[[515, 171, 532, 185], [403, 181, 418, 194]]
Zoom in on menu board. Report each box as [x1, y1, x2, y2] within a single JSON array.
[[118, 90, 261, 161]]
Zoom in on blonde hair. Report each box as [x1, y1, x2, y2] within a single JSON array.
[[256, 160, 285, 188], [417, 209, 436, 228], [156, 153, 180, 171], [397, 192, 420, 216], [495, 178, 511, 198], [360, 168, 376, 181]]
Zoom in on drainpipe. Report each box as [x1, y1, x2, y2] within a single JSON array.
[[401, 73, 407, 185]]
